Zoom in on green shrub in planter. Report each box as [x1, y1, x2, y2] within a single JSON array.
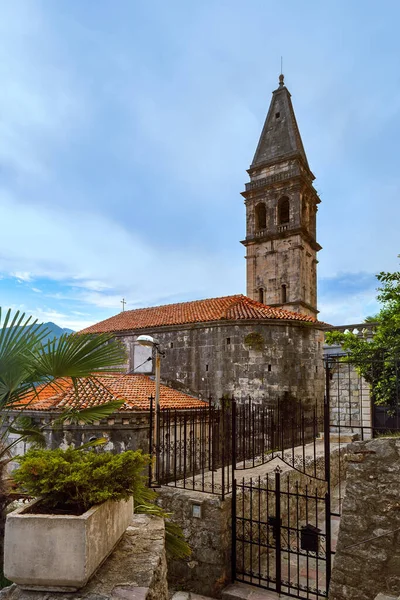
[[13, 447, 150, 513]]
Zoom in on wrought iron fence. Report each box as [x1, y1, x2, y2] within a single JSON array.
[[149, 399, 233, 498], [325, 352, 400, 517], [325, 353, 400, 439], [150, 396, 325, 498]]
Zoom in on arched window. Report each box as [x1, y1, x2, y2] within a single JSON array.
[[255, 203, 266, 231], [281, 284, 287, 303], [278, 197, 290, 224], [258, 288, 264, 304]]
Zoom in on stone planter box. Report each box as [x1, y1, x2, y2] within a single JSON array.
[[4, 496, 134, 591]]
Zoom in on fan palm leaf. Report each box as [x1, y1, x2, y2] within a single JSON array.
[[0, 308, 128, 463]]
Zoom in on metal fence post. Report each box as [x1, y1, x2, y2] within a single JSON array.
[[231, 479, 237, 583], [275, 469, 281, 594]]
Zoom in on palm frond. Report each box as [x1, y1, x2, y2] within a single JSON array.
[[30, 333, 126, 381], [7, 415, 46, 448]]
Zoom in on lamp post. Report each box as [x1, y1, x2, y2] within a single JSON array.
[[137, 335, 165, 474]]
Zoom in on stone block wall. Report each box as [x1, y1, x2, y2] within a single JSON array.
[[157, 487, 232, 598], [329, 362, 372, 436], [119, 320, 324, 406], [7, 410, 151, 458], [329, 438, 400, 600]]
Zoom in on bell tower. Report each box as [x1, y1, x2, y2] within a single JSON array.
[[241, 74, 321, 318]]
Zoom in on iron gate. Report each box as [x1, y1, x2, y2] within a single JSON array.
[[232, 471, 331, 598], [232, 389, 332, 598]]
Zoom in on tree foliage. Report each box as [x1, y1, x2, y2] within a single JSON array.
[[325, 265, 400, 407], [13, 447, 150, 512], [0, 307, 127, 509]]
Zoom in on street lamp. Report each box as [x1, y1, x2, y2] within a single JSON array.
[[137, 335, 165, 470]]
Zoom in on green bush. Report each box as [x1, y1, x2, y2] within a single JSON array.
[[13, 448, 150, 512]]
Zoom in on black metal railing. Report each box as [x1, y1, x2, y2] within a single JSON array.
[[150, 396, 325, 498], [325, 353, 400, 517], [149, 399, 233, 498], [233, 471, 331, 599]]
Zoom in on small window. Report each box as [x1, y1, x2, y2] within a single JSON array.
[[278, 196, 290, 224], [206, 364, 209, 372], [255, 203, 267, 231], [226, 338, 231, 345], [275, 112, 280, 119], [258, 288, 264, 304], [315, 366, 318, 373], [170, 342, 174, 349], [281, 284, 287, 303], [268, 364, 272, 372]]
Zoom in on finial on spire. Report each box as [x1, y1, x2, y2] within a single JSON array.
[[279, 73, 284, 87]]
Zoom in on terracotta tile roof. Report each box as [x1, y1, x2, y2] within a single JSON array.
[[80, 294, 318, 334], [18, 374, 206, 412]]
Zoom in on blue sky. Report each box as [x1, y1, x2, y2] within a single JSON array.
[[1, 0, 399, 330]]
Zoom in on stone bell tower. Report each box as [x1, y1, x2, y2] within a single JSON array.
[[241, 74, 321, 318]]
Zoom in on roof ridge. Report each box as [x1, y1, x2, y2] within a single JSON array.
[[120, 293, 244, 315], [80, 293, 319, 334]]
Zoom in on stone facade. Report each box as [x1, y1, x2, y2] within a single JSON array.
[[241, 75, 321, 318], [7, 410, 151, 457], [330, 438, 400, 600], [120, 320, 324, 406]]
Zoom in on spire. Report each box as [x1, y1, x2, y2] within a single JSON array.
[[251, 75, 309, 169]]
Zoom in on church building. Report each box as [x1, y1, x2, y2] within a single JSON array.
[[82, 75, 324, 406]]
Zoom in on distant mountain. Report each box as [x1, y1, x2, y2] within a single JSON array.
[[40, 322, 75, 341], [11, 321, 75, 344]]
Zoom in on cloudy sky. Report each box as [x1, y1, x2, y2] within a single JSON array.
[[1, 0, 399, 330]]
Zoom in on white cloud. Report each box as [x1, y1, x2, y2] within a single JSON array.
[[12, 271, 33, 282], [319, 291, 380, 326], [0, 192, 243, 313]]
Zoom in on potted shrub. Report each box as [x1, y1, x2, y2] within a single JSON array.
[[4, 447, 150, 591]]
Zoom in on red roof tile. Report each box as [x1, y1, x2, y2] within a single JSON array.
[[19, 374, 206, 412], [80, 294, 318, 334]]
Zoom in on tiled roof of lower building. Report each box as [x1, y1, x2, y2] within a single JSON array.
[[80, 294, 318, 334], [18, 374, 206, 412]]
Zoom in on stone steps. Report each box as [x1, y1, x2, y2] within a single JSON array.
[[222, 582, 292, 600], [171, 592, 217, 600]]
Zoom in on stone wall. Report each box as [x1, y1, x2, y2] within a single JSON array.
[[157, 487, 232, 598], [323, 323, 377, 435], [119, 320, 324, 406], [6, 410, 151, 459], [328, 361, 372, 436], [329, 438, 400, 600], [0, 514, 168, 600]]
